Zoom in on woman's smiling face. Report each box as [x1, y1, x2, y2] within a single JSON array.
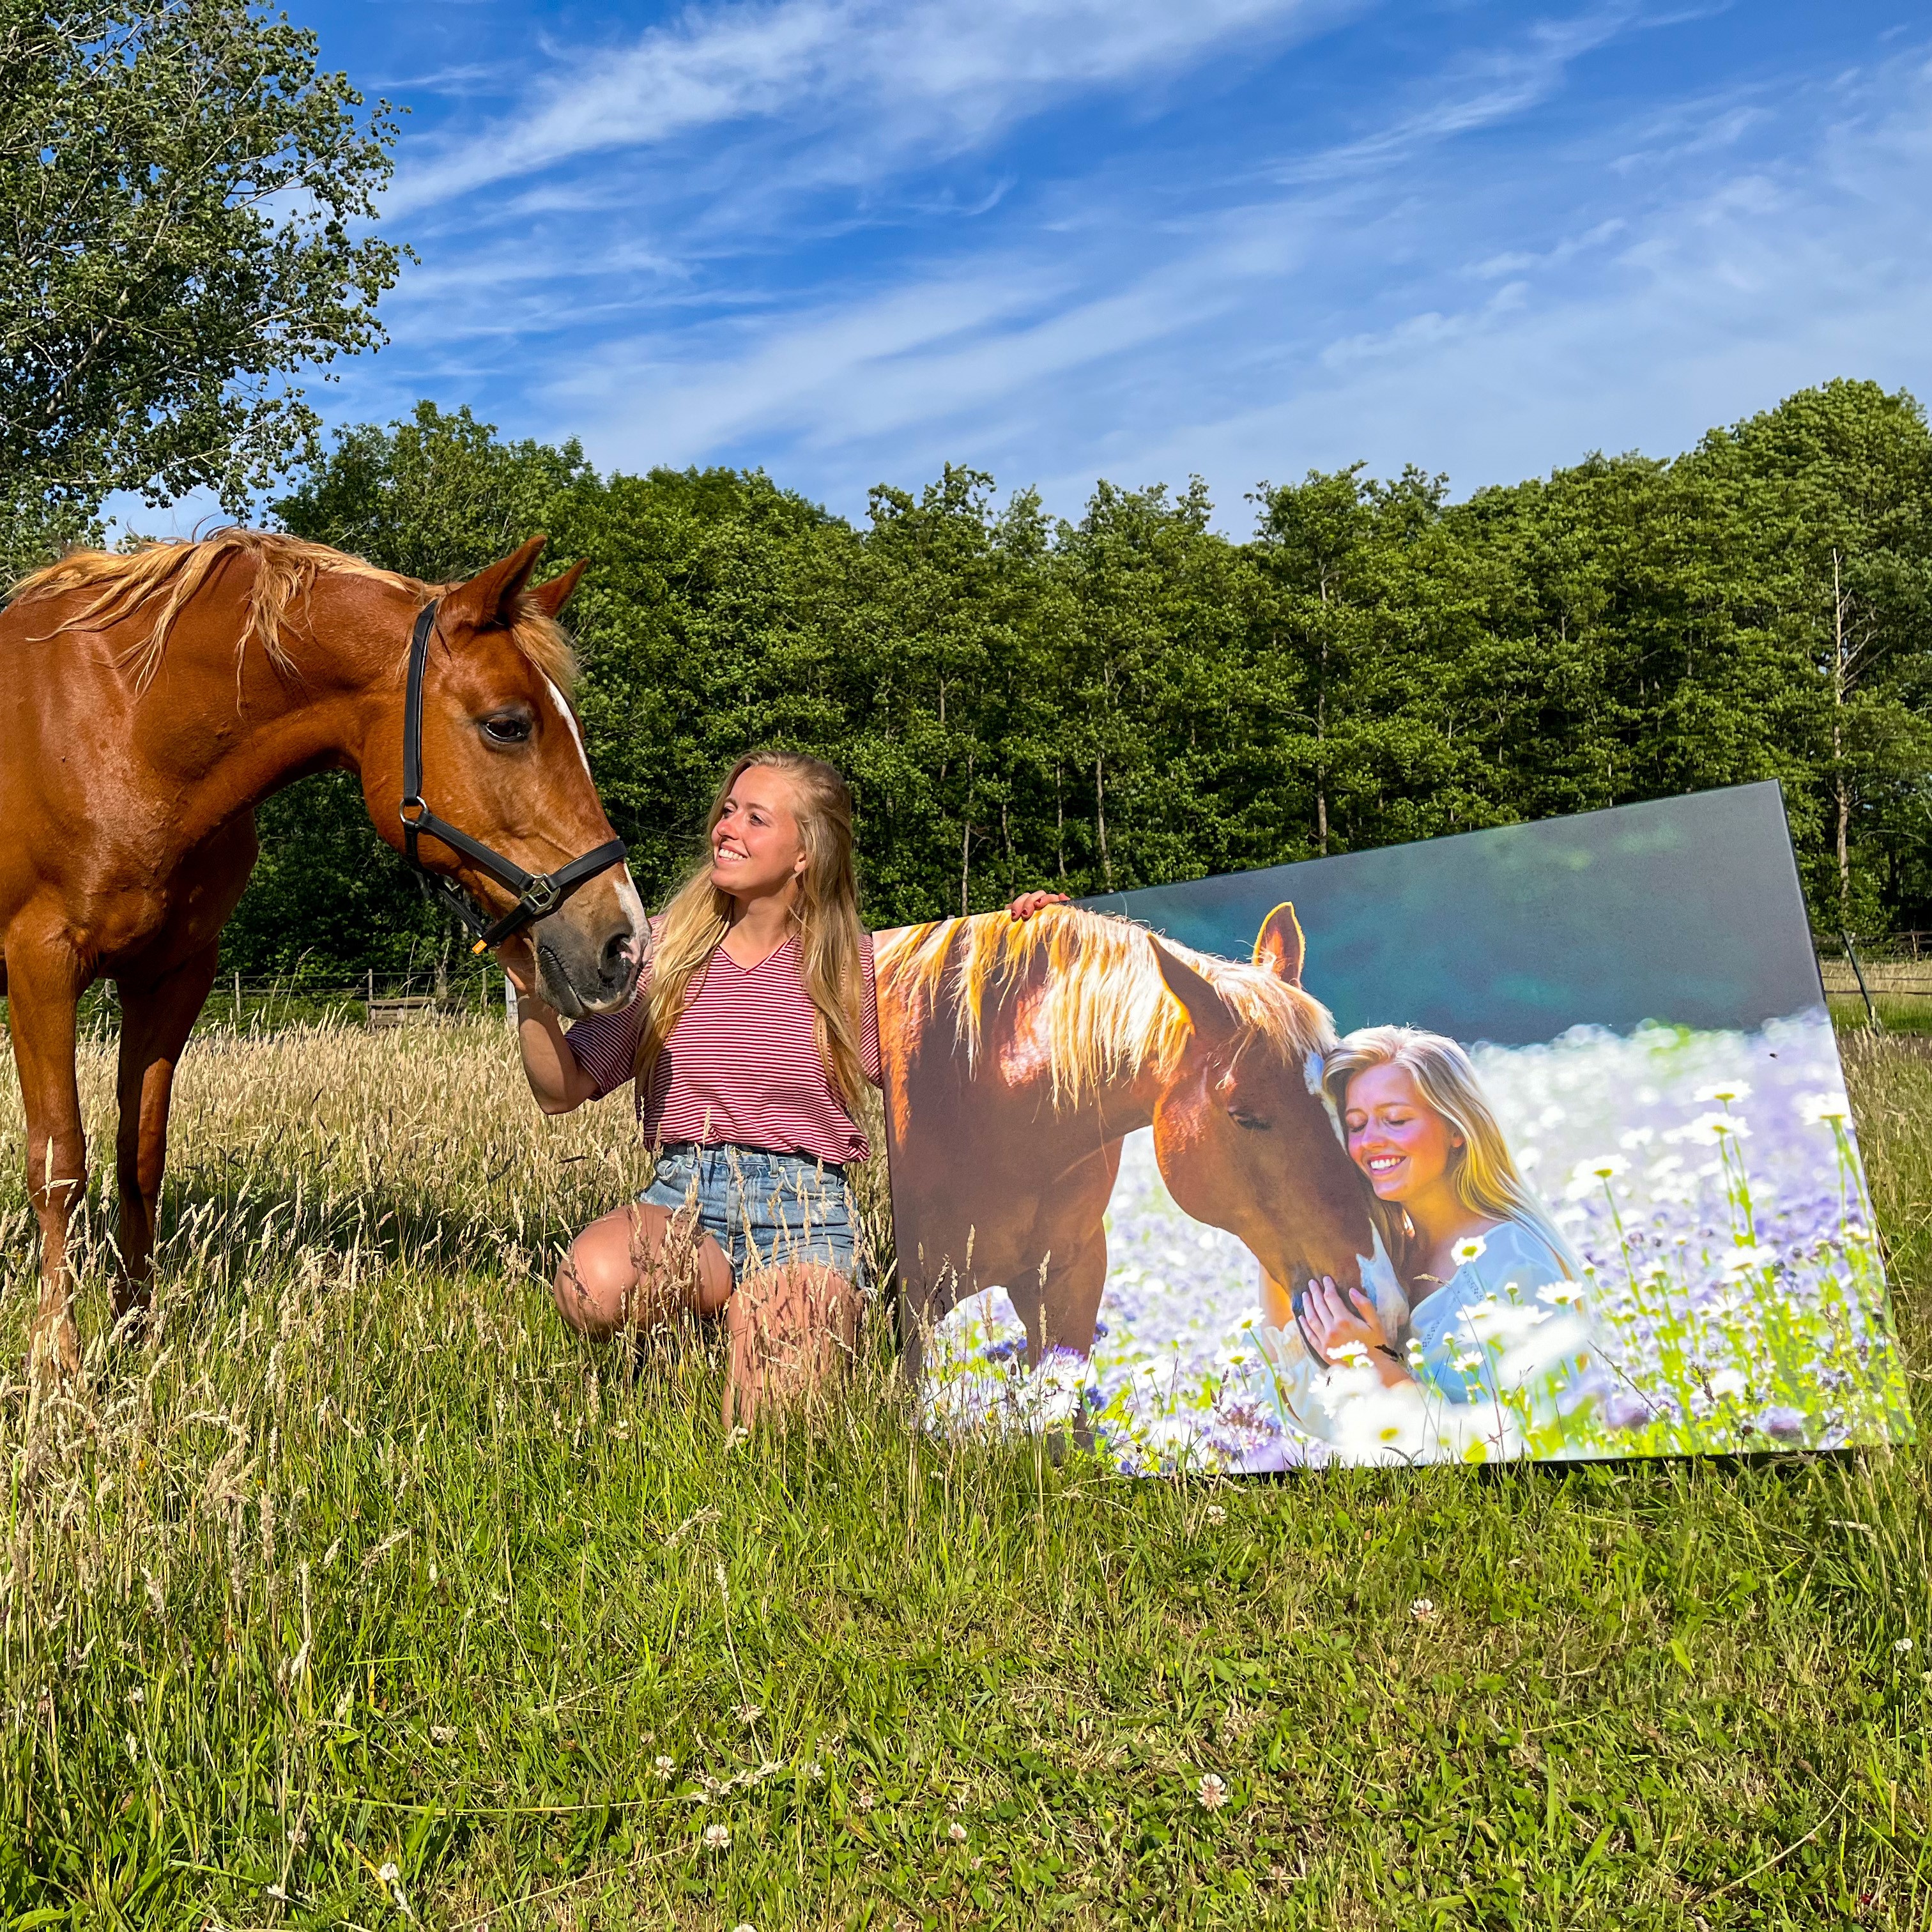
[[1343, 1062, 1461, 1204], [710, 766, 806, 900]]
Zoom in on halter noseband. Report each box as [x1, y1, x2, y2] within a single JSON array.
[[399, 600, 628, 949]]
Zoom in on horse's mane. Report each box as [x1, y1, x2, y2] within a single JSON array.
[[8, 528, 577, 694], [875, 903, 1337, 1106]]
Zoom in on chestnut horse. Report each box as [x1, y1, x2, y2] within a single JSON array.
[[1, 528, 644, 1383], [876, 900, 1404, 1379]]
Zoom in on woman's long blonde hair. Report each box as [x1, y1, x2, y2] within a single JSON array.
[[1324, 1026, 1579, 1278], [634, 751, 870, 1105]]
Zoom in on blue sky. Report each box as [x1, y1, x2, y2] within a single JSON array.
[[176, 2, 1932, 532]]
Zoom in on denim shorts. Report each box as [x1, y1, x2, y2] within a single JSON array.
[[640, 1143, 861, 1286]]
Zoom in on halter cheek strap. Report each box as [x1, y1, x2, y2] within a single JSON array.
[[398, 600, 627, 947]]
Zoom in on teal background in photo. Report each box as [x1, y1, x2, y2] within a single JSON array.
[[1083, 782, 1825, 1046]]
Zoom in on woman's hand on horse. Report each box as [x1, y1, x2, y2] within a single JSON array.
[[496, 931, 539, 999], [1304, 1276, 1391, 1360], [1007, 891, 1070, 921]]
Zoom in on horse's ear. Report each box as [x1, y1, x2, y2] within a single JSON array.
[[1154, 942, 1239, 1052], [524, 559, 587, 619], [440, 534, 548, 634], [1254, 902, 1305, 986]]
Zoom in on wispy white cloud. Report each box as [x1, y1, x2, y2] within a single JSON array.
[[505, 31, 1932, 525], [285, 1, 1932, 544], [387, 0, 1349, 215]]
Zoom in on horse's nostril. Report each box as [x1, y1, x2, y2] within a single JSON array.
[[599, 932, 629, 983]]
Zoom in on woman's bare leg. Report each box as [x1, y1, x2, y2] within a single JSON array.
[[724, 1263, 861, 1429], [551, 1202, 734, 1340]]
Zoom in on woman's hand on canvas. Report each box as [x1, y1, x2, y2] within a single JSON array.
[[1007, 890, 1070, 921], [1303, 1278, 1412, 1387]]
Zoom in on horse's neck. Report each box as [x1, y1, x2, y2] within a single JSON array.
[[141, 579, 394, 825], [1093, 1060, 1163, 1140]]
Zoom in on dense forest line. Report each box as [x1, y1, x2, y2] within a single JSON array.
[[224, 378, 1932, 977]]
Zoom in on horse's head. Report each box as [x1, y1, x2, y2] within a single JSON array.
[[362, 536, 645, 1019], [1149, 905, 1391, 1311]]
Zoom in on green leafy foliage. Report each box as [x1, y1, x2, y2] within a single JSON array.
[[0, 0, 401, 574], [238, 381, 1932, 977]]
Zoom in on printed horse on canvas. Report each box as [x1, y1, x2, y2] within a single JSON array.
[[875, 901, 1404, 1377]]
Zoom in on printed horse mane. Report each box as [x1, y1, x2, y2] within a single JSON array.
[[8, 528, 578, 695], [876, 903, 1337, 1106]]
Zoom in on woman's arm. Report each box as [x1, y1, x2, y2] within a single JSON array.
[[498, 934, 602, 1116]]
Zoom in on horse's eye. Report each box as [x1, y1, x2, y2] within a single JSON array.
[[482, 714, 532, 744], [1228, 1106, 1271, 1132]]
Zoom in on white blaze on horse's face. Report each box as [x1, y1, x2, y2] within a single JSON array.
[[1308, 1048, 1349, 1140], [613, 864, 648, 965], [1359, 1223, 1409, 1332], [539, 673, 592, 777]]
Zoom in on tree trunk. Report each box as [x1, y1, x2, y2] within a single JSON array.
[[1095, 754, 1111, 892], [1833, 551, 1851, 924]]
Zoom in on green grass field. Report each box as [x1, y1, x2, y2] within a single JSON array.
[[1, 1017, 1928, 1929]]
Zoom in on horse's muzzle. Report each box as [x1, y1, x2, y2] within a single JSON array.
[[535, 896, 645, 1019]]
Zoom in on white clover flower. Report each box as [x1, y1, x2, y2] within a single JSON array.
[[947, 1820, 968, 1842], [1451, 1234, 1489, 1265], [654, 1754, 676, 1780], [1205, 1505, 1227, 1525], [703, 1823, 732, 1850], [1195, 1773, 1229, 1810], [1896, 1637, 1914, 1655], [1799, 1091, 1852, 1126], [1410, 1597, 1436, 1620], [1693, 1079, 1752, 1104], [1535, 1281, 1584, 1309]]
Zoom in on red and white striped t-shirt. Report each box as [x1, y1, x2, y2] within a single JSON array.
[[564, 927, 882, 1166]]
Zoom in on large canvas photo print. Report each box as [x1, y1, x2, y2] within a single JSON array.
[[875, 782, 1909, 1471]]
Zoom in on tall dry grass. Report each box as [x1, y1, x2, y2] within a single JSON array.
[[0, 1016, 1926, 1929]]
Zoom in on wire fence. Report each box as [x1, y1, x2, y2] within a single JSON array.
[[17, 932, 1932, 1039], [62, 955, 519, 1039], [1818, 932, 1932, 1032]]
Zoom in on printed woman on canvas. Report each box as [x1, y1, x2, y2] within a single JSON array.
[[1300, 1026, 1597, 1417], [502, 748, 1059, 1428]]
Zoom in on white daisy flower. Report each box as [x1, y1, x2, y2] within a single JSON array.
[[1693, 1080, 1752, 1104], [1451, 1234, 1489, 1265]]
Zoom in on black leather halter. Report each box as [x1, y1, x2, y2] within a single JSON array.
[[399, 600, 627, 949]]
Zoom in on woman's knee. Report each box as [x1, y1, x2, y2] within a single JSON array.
[[551, 1206, 728, 1338], [552, 1209, 663, 1337]]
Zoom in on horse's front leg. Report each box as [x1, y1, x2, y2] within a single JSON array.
[[1018, 1136, 1124, 1365], [112, 943, 220, 1326], [6, 934, 88, 1388]]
